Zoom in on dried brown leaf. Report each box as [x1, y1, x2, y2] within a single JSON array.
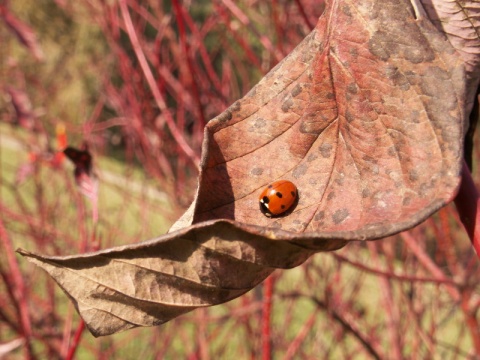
[[19, 0, 470, 336], [18, 221, 343, 336]]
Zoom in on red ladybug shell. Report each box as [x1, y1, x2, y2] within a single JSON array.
[[259, 180, 298, 217]]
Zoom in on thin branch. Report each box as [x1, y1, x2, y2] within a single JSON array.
[[284, 292, 383, 360], [0, 219, 34, 359], [118, 0, 200, 167]]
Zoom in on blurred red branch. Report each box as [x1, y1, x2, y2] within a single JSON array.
[[368, 243, 402, 359], [0, 219, 34, 359], [285, 292, 383, 360], [118, 0, 200, 167], [401, 232, 460, 301], [283, 310, 318, 360], [0, 4, 44, 61], [262, 275, 274, 360], [220, 0, 281, 62], [172, 0, 207, 129], [294, 0, 315, 30], [333, 252, 458, 285], [65, 320, 85, 360]]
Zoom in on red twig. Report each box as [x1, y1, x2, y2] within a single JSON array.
[[368, 243, 402, 359], [171, 0, 207, 129], [118, 0, 200, 167], [454, 160, 480, 257], [293, 0, 315, 30], [65, 320, 86, 360], [460, 290, 480, 354], [220, 0, 280, 60], [401, 232, 460, 301], [214, 4, 262, 69], [262, 275, 274, 360], [0, 219, 34, 359], [333, 252, 457, 285], [283, 310, 317, 360]]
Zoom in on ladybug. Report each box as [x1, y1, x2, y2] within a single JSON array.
[[259, 180, 298, 217]]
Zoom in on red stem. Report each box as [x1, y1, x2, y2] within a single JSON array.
[[214, 4, 262, 69], [454, 160, 480, 257], [220, 0, 280, 61], [118, 0, 200, 167], [65, 320, 86, 360], [171, 0, 207, 129], [401, 231, 460, 301], [283, 310, 317, 360], [180, 10, 225, 100], [262, 275, 274, 360], [294, 0, 315, 30], [0, 219, 34, 359]]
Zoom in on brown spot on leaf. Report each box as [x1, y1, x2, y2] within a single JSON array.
[[307, 153, 318, 162], [368, 32, 390, 61], [314, 211, 325, 221], [217, 110, 232, 123], [292, 163, 307, 179], [281, 97, 294, 112], [291, 84, 302, 97], [341, 4, 352, 17], [409, 170, 419, 182], [251, 167, 263, 176], [347, 83, 359, 94], [362, 188, 371, 198], [332, 209, 350, 224], [231, 101, 241, 111], [319, 143, 333, 158]]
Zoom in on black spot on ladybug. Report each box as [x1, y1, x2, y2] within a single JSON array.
[[268, 185, 273, 188], [291, 191, 296, 197], [262, 196, 270, 204], [281, 205, 285, 209], [276, 192, 283, 198]]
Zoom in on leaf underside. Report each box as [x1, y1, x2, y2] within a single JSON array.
[[19, 0, 467, 336]]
